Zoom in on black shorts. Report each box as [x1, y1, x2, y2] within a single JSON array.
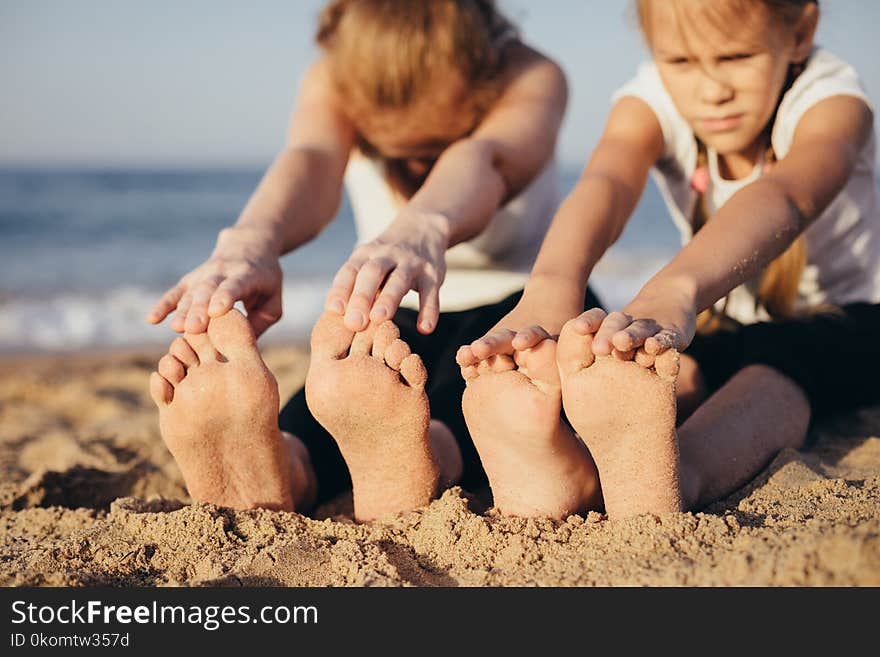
[[685, 302, 880, 420], [278, 286, 604, 506]]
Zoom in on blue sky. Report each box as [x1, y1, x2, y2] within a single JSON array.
[[1, 0, 878, 170]]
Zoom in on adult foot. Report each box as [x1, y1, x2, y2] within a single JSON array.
[[557, 317, 683, 519], [459, 338, 600, 518], [305, 312, 439, 522], [150, 309, 304, 511]]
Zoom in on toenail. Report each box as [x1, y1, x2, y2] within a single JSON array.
[[345, 310, 364, 326], [330, 299, 344, 314]]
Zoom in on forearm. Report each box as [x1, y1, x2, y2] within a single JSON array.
[[234, 146, 346, 257], [526, 171, 640, 308], [638, 178, 805, 311], [403, 139, 508, 247]]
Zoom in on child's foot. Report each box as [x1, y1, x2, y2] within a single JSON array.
[[150, 309, 303, 511], [557, 318, 683, 519], [305, 312, 439, 522], [460, 338, 600, 518]]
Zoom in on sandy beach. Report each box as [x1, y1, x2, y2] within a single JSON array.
[[1, 345, 878, 587]]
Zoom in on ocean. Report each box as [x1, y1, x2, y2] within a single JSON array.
[[0, 167, 681, 352]]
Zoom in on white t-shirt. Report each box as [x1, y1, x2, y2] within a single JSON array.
[[613, 48, 880, 324], [343, 153, 560, 311]]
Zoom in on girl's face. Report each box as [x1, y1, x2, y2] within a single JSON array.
[[647, 1, 814, 158]]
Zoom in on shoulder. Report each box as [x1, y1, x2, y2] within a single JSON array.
[[613, 60, 695, 167], [774, 48, 875, 154], [491, 42, 568, 107]]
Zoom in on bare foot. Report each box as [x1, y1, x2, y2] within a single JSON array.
[[150, 309, 304, 511], [557, 318, 684, 519], [459, 338, 600, 519], [305, 312, 439, 522]]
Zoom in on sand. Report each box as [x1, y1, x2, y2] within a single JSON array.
[[1, 346, 878, 587]]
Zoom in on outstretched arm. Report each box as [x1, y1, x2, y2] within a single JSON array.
[[325, 44, 570, 334], [599, 95, 874, 357], [148, 59, 355, 336], [458, 96, 664, 364]]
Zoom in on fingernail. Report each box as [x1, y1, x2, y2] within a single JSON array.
[[345, 309, 364, 326], [373, 306, 387, 319]]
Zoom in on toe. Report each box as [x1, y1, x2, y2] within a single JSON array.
[[634, 348, 655, 368], [310, 311, 355, 360], [372, 321, 401, 359], [611, 347, 635, 361], [158, 354, 186, 384], [654, 349, 681, 381], [557, 320, 596, 376], [384, 338, 411, 370], [184, 331, 219, 364], [349, 319, 381, 357], [461, 364, 479, 381], [206, 308, 258, 360], [487, 354, 516, 373], [170, 336, 199, 368], [399, 353, 428, 389], [516, 338, 560, 388], [456, 345, 478, 368], [150, 371, 173, 406]]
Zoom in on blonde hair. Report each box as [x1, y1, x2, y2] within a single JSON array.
[[316, 0, 514, 113], [636, 0, 817, 331]]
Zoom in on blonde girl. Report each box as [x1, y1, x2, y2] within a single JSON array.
[[461, 0, 879, 519]]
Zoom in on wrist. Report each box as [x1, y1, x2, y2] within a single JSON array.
[[214, 223, 283, 259], [629, 273, 699, 314]]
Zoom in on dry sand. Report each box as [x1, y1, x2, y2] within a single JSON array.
[[1, 346, 878, 586]]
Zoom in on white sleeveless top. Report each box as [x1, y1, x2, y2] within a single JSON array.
[[613, 48, 880, 324], [344, 153, 561, 311]]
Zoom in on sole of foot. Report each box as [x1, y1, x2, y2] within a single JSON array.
[[305, 311, 439, 522], [557, 320, 684, 519], [461, 338, 600, 519], [150, 309, 299, 511]]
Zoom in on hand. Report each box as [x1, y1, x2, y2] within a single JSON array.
[[456, 277, 593, 367], [588, 282, 698, 359], [325, 211, 449, 334], [147, 225, 284, 337]]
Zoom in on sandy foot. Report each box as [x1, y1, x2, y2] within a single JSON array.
[[557, 320, 684, 519], [305, 312, 439, 522], [150, 309, 298, 511], [461, 338, 600, 518]]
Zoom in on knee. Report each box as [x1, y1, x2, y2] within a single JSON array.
[[739, 363, 811, 444]]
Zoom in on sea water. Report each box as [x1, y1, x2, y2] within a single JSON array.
[[0, 167, 680, 352]]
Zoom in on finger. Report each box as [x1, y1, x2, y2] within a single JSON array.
[[247, 292, 283, 338], [324, 259, 364, 315], [184, 277, 224, 333], [370, 268, 413, 322], [148, 282, 186, 324], [170, 292, 195, 333], [591, 311, 634, 356], [208, 277, 247, 318], [645, 329, 681, 355], [511, 325, 553, 351], [470, 328, 517, 360], [571, 308, 608, 335], [415, 274, 440, 334], [345, 259, 395, 331], [611, 318, 662, 353]]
